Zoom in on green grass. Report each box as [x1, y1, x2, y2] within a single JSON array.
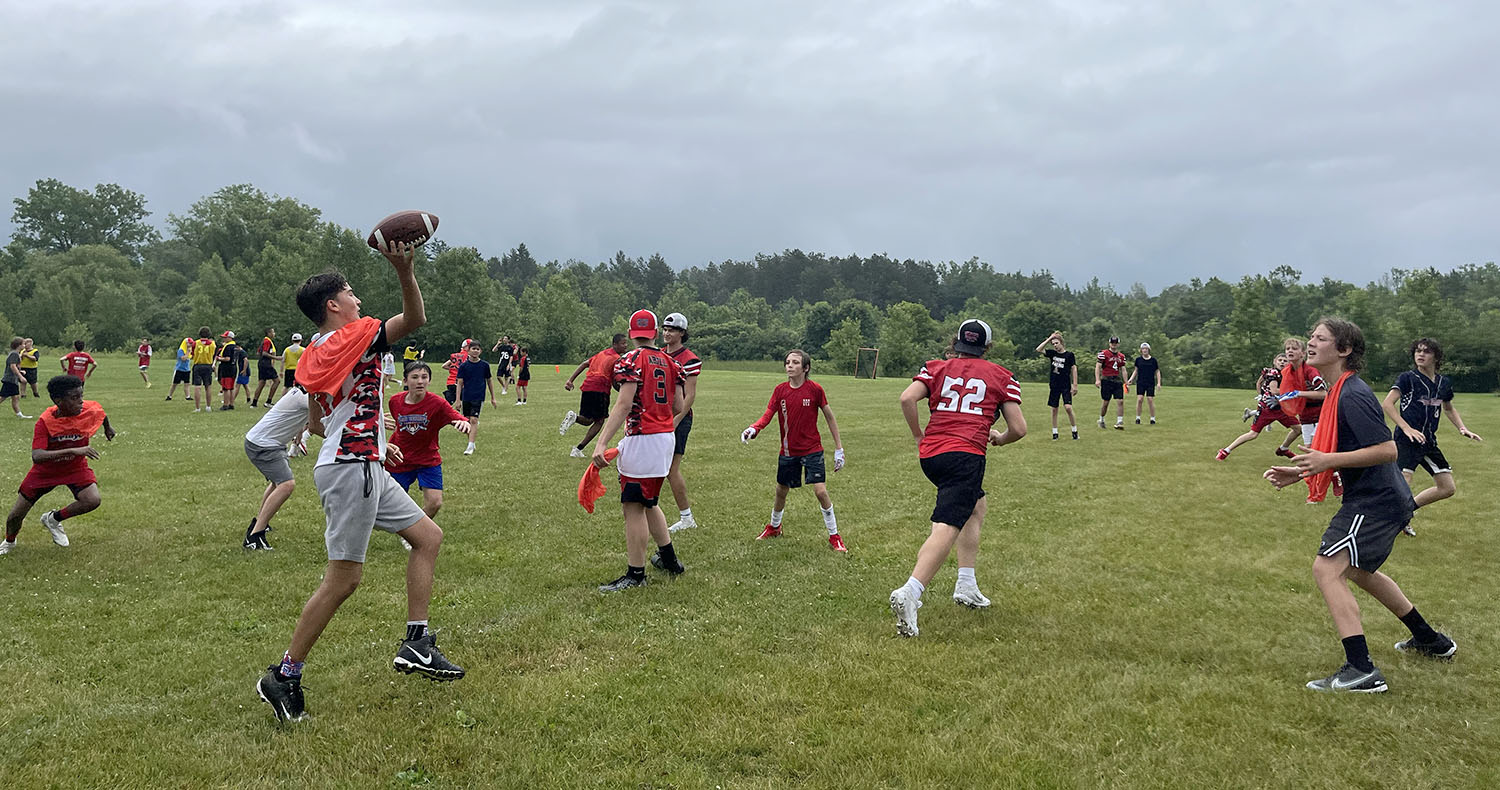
[[3, 355, 1497, 788]]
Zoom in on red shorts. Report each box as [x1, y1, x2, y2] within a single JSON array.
[[220, 377, 236, 390], [618, 475, 664, 506], [1251, 409, 1300, 433], [19, 466, 97, 502]]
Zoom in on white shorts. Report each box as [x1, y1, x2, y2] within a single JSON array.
[[616, 433, 674, 479], [1300, 422, 1318, 444]]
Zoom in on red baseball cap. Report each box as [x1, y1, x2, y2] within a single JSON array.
[[628, 309, 658, 340]]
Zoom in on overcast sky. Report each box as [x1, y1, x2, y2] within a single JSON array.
[[3, 0, 1495, 291]]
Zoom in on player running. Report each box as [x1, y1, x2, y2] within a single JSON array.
[[1, 375, 116, 555], [562, 334, 630, 458], [1095, 336, 1127, 429], [1217, 353, 1299, 460], [386, 361, 471, 519], [60, 340, 97, 381], [242, 386, 310, 550], [890, 319, 1026, 637], [251, 328, 282, 408], [661, 312, 701, 532], [589, 309, 689, 592], [440, 339, 471, 404], [1035, 331, 1078, 440], [255, 240, 463, 724], [741, 350, 848, 552], [136, 338, 153, 388], [454, 344, 496, 455], [1264, 318, 1456, 693], [1381, 337, 1483, 531]]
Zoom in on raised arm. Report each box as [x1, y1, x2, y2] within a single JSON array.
[[379, 241, 426, 343]]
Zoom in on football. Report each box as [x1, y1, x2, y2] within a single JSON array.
[[366, 210, 440, 250]]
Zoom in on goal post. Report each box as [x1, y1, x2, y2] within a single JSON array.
[[854, 347, 879, 379]]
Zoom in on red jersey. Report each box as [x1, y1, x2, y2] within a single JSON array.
[[386, 391, 465, 473], [63, 352, 95, 378], [1097, 349, 1127, 378], [751, 380, 828, 457], [581, 347, 621, 393], [32, 401, 107, 481], [913, 357, 1022, 459], [137, 344, 152, 367], [666, 345, 701, 417], [1280, 363, 1326, 421], [614, 346, 686, 436], [445, 352, 464, 386]]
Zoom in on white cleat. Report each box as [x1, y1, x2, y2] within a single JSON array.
[[953, 584, 991, 609], [0, 540, 14, 555], [41, 510, 68, 547], [668, 516, 698, 533], [559, 410, 578, 435], [569, 446, 587, 458], [890, 588, 921, 637], [463, 445, 475, 456]]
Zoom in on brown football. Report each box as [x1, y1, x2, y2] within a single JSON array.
[[366, 210, 440, 250]]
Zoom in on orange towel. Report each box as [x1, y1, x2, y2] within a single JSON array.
[[1304, 371, 1352, 503], [578, 448, 620, 513], [295, 317, 383, 397], [40, 401, 106, 439]]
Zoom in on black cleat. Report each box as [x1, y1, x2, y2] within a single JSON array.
[[598, 573, 647, 593], [649, 551, 686, 575], [393, 633, 465, 680], [1306, 663, 1387, 693], [257, 667, 307, 721], [1395, 633, 1457, 659], [244, 531, 273, 551]]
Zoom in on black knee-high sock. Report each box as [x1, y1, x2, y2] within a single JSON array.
[[1399, 607, 1439, 641]]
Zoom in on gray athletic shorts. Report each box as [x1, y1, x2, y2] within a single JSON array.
[[314, 461, 426, 563], [245, 439, 294, 485]]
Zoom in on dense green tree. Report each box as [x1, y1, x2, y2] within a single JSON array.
[[168, 184, 321, 269], [879, 301, 939, 378], [10, 179, 159, 259]]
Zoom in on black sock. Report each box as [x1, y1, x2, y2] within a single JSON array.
[[1341, 635, 1374, 672], [1399, 607, 1439, 642], [405, 623, 427, 642], [657, 543, 678, 566], [626, 565, 646, 580], [576, 442, 586, 451]]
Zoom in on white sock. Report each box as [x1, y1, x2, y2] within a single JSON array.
[[770, 509, 784, 528], [1071, 426, 1078, 433], [467, 442, 476, 449], [957, 567, 976, 587], [679, 508, 692, 520], [1116, 417, 1124, 424], [1051, 428, 1058, 436], [821, 505, 837, 535], [903, 576, 925, 600]]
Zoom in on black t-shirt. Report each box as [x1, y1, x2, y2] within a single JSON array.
[[1134, 356, 1159, 386], [1334, 375, 1412, 518], [495, 344, 514, 369], [1391, 369, 1453, 439], [3, 351, 19, 383], [1043, 349, 1076, 389], [218, 343, 247, 377]]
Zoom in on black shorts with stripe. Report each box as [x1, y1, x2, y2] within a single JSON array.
[[1395, 433, 1451, 476], [1318, 510, 1406, 572]]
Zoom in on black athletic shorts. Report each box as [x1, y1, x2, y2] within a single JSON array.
[[1100, 378, 1124, 401], [1395, 433, 1451, 476], [496, 364, 511, 380], [1137, 382, 1156, 397], [919, 451, 987, 529], [461, 400, 482, 418], [777, 452, 827, 488], [1047, 384, 1072, 407], [579, 390, 609, 421], [172, 369, 191, 384], [23, 369, 37, 384], [620, 480, 661, 508], [673, 413, 693, 456], [258, 359, 277, 381], [0, 381, 17, 398], [443, 384, 457, 404], [1319, 509, 1408, 572], [191, 364, 214, 387], [283, 370, 297, 388]]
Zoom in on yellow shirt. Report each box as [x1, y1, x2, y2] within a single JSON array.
[[283, 344, 304, 370], [403, 346, 420, 361], [19, 349, 37, 369], [190, 339, 217, 366]]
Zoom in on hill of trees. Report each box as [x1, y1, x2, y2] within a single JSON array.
[[6, 179, 1498, 390]]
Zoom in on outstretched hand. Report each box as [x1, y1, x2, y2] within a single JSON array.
[[452, 419, 472, 435], [1264, 465, 1301, 489], [741, 426, 757, 444], [377, 239, 417, 269], [1292, 444, 1334, 476]]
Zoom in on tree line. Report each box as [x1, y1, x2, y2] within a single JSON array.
[[6, 179, 1498, 391]]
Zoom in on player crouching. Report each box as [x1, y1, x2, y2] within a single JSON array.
[[589, 310, 689, 592], [2, 375, 115, 555], [741, 350, 848, 552]]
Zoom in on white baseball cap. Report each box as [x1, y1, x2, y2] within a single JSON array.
[[663, 312, 688, 330], [291, 332, 303, 341]]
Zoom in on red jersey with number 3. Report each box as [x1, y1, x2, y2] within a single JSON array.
[[913, 357, 1022, 458], [614, 346, 686, 436]]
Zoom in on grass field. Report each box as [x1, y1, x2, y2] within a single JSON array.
[[3, 353, 1496, 789]]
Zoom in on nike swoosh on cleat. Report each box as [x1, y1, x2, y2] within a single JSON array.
[[406, 650, 434, 665]]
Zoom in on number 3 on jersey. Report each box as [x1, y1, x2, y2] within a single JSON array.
[[651, 367, 669, 404], [936, 376, 986, 415]]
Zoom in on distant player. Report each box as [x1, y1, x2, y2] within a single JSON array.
[[281, 333, 305, 393], [1127, 342, 1160, 425], [1095, 336, 1127, 429], [1279, 337, 1330, 500], [491, 335, 515, 394], [1035, 331, 1077, 440], [19, 338, 39, 398], [1, 375, 115, 556], [1217, 353, 1300, 461], [4, 338, 31, 419], [741, 350, 847, 552], [590, 309, 689, 592], [166, 336, 193, 401], [512, 347, 530, 404], [242, 386, 310, 550], [60, 340, 96, 381], [1264, 318, 1455, 693], [190, 328, 217, 413], [561, 334, 629, 458], [251, 328, 282, 408], [387, 361, 471, 518], [454, 344, 496, 456], [255, 240, 462, 724], [890, 320, 1025, 637], [136, 337, 153, 388], [1381, 338, 1483, 530], [216, 331, 247, 410], [661, 312, 701, 532], [440, 339, 471, 404], [402, 344, 422, 364]]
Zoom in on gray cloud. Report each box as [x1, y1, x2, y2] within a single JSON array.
[[3, 0, 1495, 290]]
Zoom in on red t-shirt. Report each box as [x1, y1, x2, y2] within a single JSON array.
[[386, 391, 465, 473], [445, 352, 464, 386], [667, 345, 701, 417], [63, 352, 95, 378], [1096, 349, 1127, 378], [751, 379, 828, 457], [1280, 363, 1326, 421], [261, 337, 274, 356], [581, 347, 621, 393], [913, 357, 1022, 459], [31, 401, 107, 481], [614, 346, 686, 436], [137, 344, 151, 366]]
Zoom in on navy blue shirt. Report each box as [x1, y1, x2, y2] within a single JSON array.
[[1391, 369, 1452, 439], [1334, 375, 1413, 519], [455, 359, 491, 402]]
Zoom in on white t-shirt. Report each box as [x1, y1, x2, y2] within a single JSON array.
[[244, 388, 311, 449]]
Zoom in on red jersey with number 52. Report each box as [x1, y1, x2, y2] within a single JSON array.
[[914, 357, 1022, 459], [614, 347, 686, 436]]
